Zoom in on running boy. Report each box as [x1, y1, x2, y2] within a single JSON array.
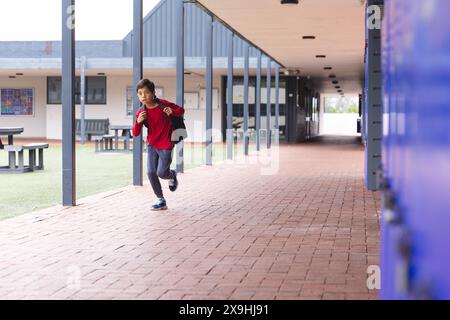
[[132, 79, 185, 211]]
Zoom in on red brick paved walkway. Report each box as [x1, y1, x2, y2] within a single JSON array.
[[0, 136, 380, 300]]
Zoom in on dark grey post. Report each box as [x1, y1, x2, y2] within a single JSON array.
[[275, 64, 280, 130], [243, 43, 250, 156], [62, 0, 76, 206], [365, 0, 383, 191], [266, 59, 271, 149], [205, 13, 213, 166], [132, 0, 143, 186], [226, 31, 234, 160], [80, 55, 86, 144], [176, 0, 185, 173], [256, 51, 262, 151]]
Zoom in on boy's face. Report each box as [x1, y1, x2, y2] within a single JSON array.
[[137, 87, 155, 105]]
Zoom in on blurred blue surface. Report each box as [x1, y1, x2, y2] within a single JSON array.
[[381, 0, 450, 299]]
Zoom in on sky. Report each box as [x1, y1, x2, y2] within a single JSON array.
[[0, 0, 161, 41]]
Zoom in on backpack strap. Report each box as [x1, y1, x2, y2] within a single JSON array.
[[138, 105, 149, 130]]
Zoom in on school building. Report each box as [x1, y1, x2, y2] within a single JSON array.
[[0, 0, 327, 144], [1, 0, 450, 301]]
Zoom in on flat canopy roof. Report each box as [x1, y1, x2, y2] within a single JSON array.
[[197, 0, 365, 95], [0, 57, 272, 77]]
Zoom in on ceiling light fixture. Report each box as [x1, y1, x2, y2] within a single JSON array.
[[329, 74, 336, 78], [16, 73, 24, 76], [332, 80, 339, 84], [316, 55, 326, 58], [302, 36, 315, 40], [284, 69, 300, 76], [324, 67, 332, 70], [281, 0, 299, 5]]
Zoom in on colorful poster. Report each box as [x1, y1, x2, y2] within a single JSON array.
[[1, 88, 34, 116]]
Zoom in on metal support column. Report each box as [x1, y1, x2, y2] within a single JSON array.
[[275, 64, 280, 130], [176, 0, 185, 172], [80, 56, 86, 145], [365, 0, 383, 191], [205, 13, 213, 166], [243, 43, 250, 156], [266, 59, 271, 149], [256, 51, 262, 151], [132, 0, 143, 186], [226, 31, 234, 160], [62, 0, 76, 206]]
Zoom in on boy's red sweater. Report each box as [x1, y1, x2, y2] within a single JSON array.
[[132, 99, 185, 150]]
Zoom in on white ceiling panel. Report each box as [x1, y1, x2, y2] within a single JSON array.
[[198, 0, 366, 95]]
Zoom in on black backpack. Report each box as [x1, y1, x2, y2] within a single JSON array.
[[140, 99, 187, 145]]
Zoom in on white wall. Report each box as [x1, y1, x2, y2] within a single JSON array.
[[0, 76, 47, 138], [45, 75, 224, 142], [47, 76, 133, 140]]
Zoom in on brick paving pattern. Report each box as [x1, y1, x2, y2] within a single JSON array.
[[0, 136, 380, 300]]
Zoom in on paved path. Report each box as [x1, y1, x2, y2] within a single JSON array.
[[0, 136, 380, 299]]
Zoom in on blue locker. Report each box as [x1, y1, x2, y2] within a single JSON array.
[[381, 0, 450, 299]]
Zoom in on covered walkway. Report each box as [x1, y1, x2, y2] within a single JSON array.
[[0, 137, 380, 300]]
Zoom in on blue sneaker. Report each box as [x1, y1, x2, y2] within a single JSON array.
[[151, 198, 167, 211], [169, 170, 178, 192]]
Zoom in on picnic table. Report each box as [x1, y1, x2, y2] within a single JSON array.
[[0, 127, 24, 171], [0, 127, 24, 149], [0, 127, 49, 173], [109, 125, 133, 151]]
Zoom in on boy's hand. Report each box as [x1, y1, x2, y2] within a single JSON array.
[[163, 107, 173, 116], [137, 110, 147, 124]]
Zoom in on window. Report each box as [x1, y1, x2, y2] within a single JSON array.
[[226, 78, 256, 104], [47, 76, 107, 105], [126, 87, 134, 116], [1, 88, 34, 116], [261, 80, 286, 105], [86, 77, 106, 104], [126, 87, 164, 116], [229, 77, 286, 117], [47, 77, 62, 104]]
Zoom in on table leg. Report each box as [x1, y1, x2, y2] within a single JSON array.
[[38, 149, 44, 170], [8, 151, 16, 169], [29, 149, 36, 171], [18, 150, 24, 171], [115, 130, 119, 150], [8, 135, 13, 145], [0, 137, 3, 150], [122, 131, 127, 150], [125, 130, 131, 150]]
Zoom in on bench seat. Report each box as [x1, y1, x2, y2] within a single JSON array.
[[2, 143, 49, 172], [94, 134, 115, 152], [76, 119, 109, 141], [24, 143, 49, 150]]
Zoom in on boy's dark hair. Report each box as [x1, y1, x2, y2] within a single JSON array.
[[136, 79, 155, 93]]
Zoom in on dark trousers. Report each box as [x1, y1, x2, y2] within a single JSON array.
[[147, 145, 175, 198]]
